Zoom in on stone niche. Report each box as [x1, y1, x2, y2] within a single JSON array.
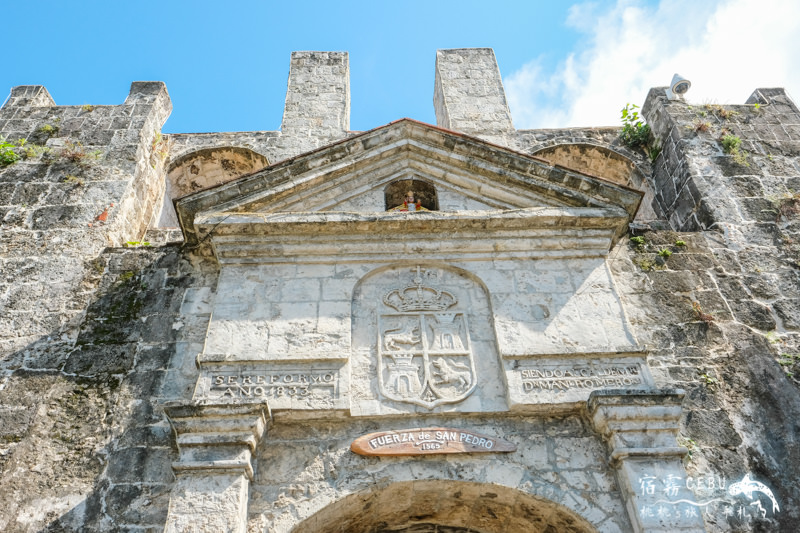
[[532, 143, 658, 222]]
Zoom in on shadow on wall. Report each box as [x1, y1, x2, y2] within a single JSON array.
[[158, 147, 269, 228], [0, 245, 217, 531]]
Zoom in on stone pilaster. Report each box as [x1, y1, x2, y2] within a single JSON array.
[[589, 390, 706, 532], [163, 402, 269, 533]]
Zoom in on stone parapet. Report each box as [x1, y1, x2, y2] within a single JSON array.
[[642, 85, 800, 231], [1, 85, 55, 110], [0, 81, 172, 355]]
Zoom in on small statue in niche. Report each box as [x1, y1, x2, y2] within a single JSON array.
[[389, 190, 428, 212]]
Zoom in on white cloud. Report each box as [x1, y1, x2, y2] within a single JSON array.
[[505, 0, 800, 128]]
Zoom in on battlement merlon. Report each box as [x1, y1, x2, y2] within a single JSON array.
[[1, 85, 55, 110], [280, 51, 350, 136], [125, 80, 173, 111], [434, 48, 514, 144], [1, 81, 172, 113]]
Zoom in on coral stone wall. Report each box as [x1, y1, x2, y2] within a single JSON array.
[[0, 245, 218, 531], [2, 49, 800, 532], [0, 83, 171, 355]]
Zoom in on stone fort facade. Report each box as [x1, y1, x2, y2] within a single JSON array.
[[1, 49, 799, 532]]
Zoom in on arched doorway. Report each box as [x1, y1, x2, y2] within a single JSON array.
[[291, 481, 599, 533]]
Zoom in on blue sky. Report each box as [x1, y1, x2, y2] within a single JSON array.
[[3, 1, 798, 133]]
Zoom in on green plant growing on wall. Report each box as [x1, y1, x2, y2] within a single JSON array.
[[40, 117, 62, 138], [692, 119, 712, 133], [81, 104, 95, 112], [721, 134, 741, 153], [658, 248, 672, 258], [646, 141, 661, 163], [89, 258, 105, 275], [698, 371, 719, 387], [777, 353, 800, 377], [0, 136, 49, 165], [721, 133, 748, 166], [117, 270, 136, 283], [620, 104, 651, 150], [706, 103, 738, 120], [629, 235, 646, 251], [39, 122, 60, 136], [765, 331, 783, 345], [150, 132, 170, 168], [64, 174, 84, 186], [60, 140, 102, 166], [0, 137, 20, 166], [633, 256, 661, 271], [675, 240, 686, 247], [21, 141, 50, 159], [677, 435, 698, 464]]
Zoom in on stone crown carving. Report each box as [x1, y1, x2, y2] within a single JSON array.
[[383, 283, 456, 312]]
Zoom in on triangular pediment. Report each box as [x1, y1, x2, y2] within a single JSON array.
[[175, 119, 642, 258]]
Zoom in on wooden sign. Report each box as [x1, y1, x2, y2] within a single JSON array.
[[350, 427, 516, 456]]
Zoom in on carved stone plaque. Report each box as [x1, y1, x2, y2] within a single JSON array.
[[351, 427, 516, 456], [192, 362, 348, 410], [504, 355, 654, 408], [377, 267, 476, 409]]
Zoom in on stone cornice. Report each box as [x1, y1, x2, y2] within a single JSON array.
[[588, 389, 688, 462], [194, 207, 629, 264], [164, 401, 270, 480]]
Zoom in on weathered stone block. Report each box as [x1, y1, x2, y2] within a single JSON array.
[[683, 409, 743, 447], [106, 447, 174, 484], [773, 298, 800, 330], [63, 343, 137, 376]]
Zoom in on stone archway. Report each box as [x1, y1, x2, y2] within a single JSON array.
[[531, 142, 657, 221], [292, 480, 599, 533], [157, 146, 269, 227]]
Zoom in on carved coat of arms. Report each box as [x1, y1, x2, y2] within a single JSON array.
[[378, 267, 476, 408]]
